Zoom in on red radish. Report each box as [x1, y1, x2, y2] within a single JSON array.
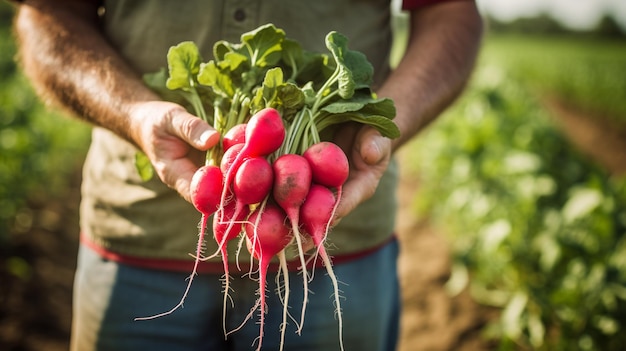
[[303, 141, 349, 254], [135, 165, 224, 321], [300, 184, 337, 262], [217, 155, 275, 265], [213, 199, 249, 256], [302, 141, 349, 188], [300, 184, 345, 351], [241, 109, 285, 157], [215, 156, 273, 333], [233, 157, 273, 205], [222, 123, 247, 151], [272, 153, 312, 332], [224, 156, 274, 258], [190, 165, 224, 216], [219, 108, 285, 221], [272, 154, 312, 211], [245, 204, 293, 351], [220, 143, 245, 174]]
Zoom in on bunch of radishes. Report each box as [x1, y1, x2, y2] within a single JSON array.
[[138, 23, 400, 351], [188, 107, 348, 351]]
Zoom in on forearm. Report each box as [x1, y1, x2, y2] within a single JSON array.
[[378, 1, 483, 150], [14, 0, 159, 148], [14, 0, 221, 201]]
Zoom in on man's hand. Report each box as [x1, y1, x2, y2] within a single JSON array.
[[128, 101, 220, 202], [333, 124, 392, 222]]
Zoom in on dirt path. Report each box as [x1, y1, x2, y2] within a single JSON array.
[[544, 98, 626, 176], [394, 148, 494, 351]]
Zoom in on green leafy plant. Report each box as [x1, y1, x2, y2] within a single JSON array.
[[481, 34, 626, 125], [409, 65, 626, 351], [142, 23, 398, 170]]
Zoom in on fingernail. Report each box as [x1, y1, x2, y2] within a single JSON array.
[[198, 130, 212, 145], [372, 137, 384, 160]]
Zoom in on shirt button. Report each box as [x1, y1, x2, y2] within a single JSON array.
[[233, 9, 246, 22]]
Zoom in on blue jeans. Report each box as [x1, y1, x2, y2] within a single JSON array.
[[70, 240, 400, 351]]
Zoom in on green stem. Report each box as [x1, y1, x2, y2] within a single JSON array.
[[309, 115, 321, 145], [207, 104, 226, 166], [237, 96, 251, 125], [279, 112, 297, 155], [287, 54, 298, 82], [312, 67, 340, 112], [316, 90, 340, 111], [226, 90, 241, 131], [290, 108, 317, 155], [188, 78, 208, 122]]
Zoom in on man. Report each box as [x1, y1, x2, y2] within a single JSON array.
[[14, 0, 482, 350]]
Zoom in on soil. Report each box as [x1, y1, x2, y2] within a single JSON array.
[[544, 98, 626, 177], [0, 173, 81, 351], [1, 99, 623, 351], [394, 148, 496, 351]]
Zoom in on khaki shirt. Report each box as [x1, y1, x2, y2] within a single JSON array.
[[80, 0, 399, 262]]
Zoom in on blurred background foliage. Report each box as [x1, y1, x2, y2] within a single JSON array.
[[394, 6, 626, 351], [1, 0, 626, 350], [0, 3, 91, 266]]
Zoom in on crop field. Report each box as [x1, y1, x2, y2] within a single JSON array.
[[398, 31, 626, 351], [481, 33, 626, 123]]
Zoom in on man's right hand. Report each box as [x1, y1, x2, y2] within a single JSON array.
[[128, 101, 220, 202]]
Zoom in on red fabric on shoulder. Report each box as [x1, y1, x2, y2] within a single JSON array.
[[402, 0, 473, 11]]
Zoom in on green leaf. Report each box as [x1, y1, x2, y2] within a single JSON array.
[[344, 50, 374, 88], [219, 51, 249, 71], [527, 310, 546, 348], [251, 67, 284, 110], [325, 32, 354, 99], [197, 61, 235, 97], [280, 38, 305, 79], [165, 41, 203, 91], [213, 39, 238, 61], [262, 67, 284, 90], [325, 31, 374, 99], [502, 291, 528, 340], [321, 94, 396, 119], [278, 83, 306, 111], [316, 111, 400, 139], [562, 187, 603, 223], [240, 23, 285, 68], [134, 151, 154, 182], [213, 24, 285, 67], [480, 219, 511, 252], [143, 68, 189, 106], [143, 67, 168, 92], [294, 52, 333, 87], [301, 81, 318, 105]]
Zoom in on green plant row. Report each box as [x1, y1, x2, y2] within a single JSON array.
[[407, 64, 626, 350], [0, 7, 91, 248], [481, 33, 626, 125]]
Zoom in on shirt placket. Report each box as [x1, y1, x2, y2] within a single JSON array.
[[222, 0, 261, 41]]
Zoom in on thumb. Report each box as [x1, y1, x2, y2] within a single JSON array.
[[170, 111, 221, 151], [358, 128, 388, 165]]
